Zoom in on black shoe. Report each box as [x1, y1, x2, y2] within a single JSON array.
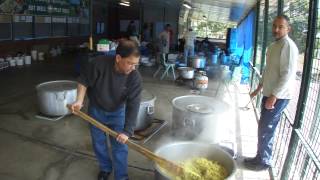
[[244, 156, 260, 164], [244, 160, 270, 171], [98, 171, 111, 180]]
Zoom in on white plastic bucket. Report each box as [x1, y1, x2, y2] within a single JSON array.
[[17, 58, 24, 66], [9, 59, 16, 67], [56, 46, 62, 55], [140, 57, 149, 63], [25, 56, 31, 65], [6, 57, 12, 62], [31, 50, 38, 61], [38, 52, 45, 61], [50, 48, 57, 57]]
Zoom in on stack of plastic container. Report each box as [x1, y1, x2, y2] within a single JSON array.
[[0, 58, 9, 71], [0, 53, 33, 71]]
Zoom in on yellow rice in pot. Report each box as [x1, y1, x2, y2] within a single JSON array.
[[160, 157, 228, 180]]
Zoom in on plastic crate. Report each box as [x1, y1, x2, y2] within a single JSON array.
[[0, 62, 9, 71]]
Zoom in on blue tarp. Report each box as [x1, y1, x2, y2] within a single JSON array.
[[235, 10, 255, 84]]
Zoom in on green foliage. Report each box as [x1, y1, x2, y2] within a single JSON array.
[[192, 20, 236, 39], [258, 0, 309, 52], [284, 0, 309, 52]]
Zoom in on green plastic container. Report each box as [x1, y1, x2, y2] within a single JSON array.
[[97, 39, 110, 52]]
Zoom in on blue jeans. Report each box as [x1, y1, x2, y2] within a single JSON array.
[[88, 105, 128, 180], [184, 45, 194, 64], [257, 97, 289, 165]]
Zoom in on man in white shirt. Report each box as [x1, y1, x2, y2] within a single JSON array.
[[183, 28, 196, 64], [244, 15, 298, 171]]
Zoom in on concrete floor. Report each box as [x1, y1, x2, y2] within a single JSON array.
[[0, 54, 270, 180]]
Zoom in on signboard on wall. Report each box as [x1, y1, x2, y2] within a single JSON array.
[[0, 0, 89, 17], [0, 0, 90, 40], [0, 0, 89, 39], [13, 14, 32, 22]]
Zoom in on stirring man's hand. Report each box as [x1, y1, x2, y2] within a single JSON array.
[[116, 133, 129, 144], [70, 100, 83, 114]]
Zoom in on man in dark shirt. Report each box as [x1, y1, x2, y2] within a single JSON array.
[[127, 20, 140, 46], [70, 40, 142, 180]]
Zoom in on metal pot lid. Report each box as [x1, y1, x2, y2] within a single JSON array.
[[141, 89, 156, 102], [172, 95, 229, 114], [186, 103, 213, 113], [36, 80, 77, 92]]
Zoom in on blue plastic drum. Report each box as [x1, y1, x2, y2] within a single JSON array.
[[212, 54, 218, 65], [200, 57, 206, 68]]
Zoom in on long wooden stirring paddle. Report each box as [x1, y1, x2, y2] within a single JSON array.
[[66, 105, 190, 178]]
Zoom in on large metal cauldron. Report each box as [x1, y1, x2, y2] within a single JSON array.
[[154, 142, 236, 180], [189, 56, 206, 69], [135, 90, 156, 131], [177, 67, 194, 79], [36, 80, 77, 116], [172, 95, 229, 141]]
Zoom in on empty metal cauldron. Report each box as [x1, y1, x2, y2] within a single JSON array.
[[36, 80, 77, 116], [171, 95, 229, 141], [190, 56, 206, 69], [135, 90, 156, 131]]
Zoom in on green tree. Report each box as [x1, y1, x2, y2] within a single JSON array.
[[193, 20, 235, 39], [284, 0, 309, 52]]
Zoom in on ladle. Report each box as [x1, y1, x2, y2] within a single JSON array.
[[239, 98, 252, 111]]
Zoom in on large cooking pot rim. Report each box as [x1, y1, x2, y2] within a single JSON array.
[[36, 80, 77, 92], [154, 141, 236, 179], [141, 90, 157, 102], [177, 67, 194, 71], [140, 96, 157, 104]]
